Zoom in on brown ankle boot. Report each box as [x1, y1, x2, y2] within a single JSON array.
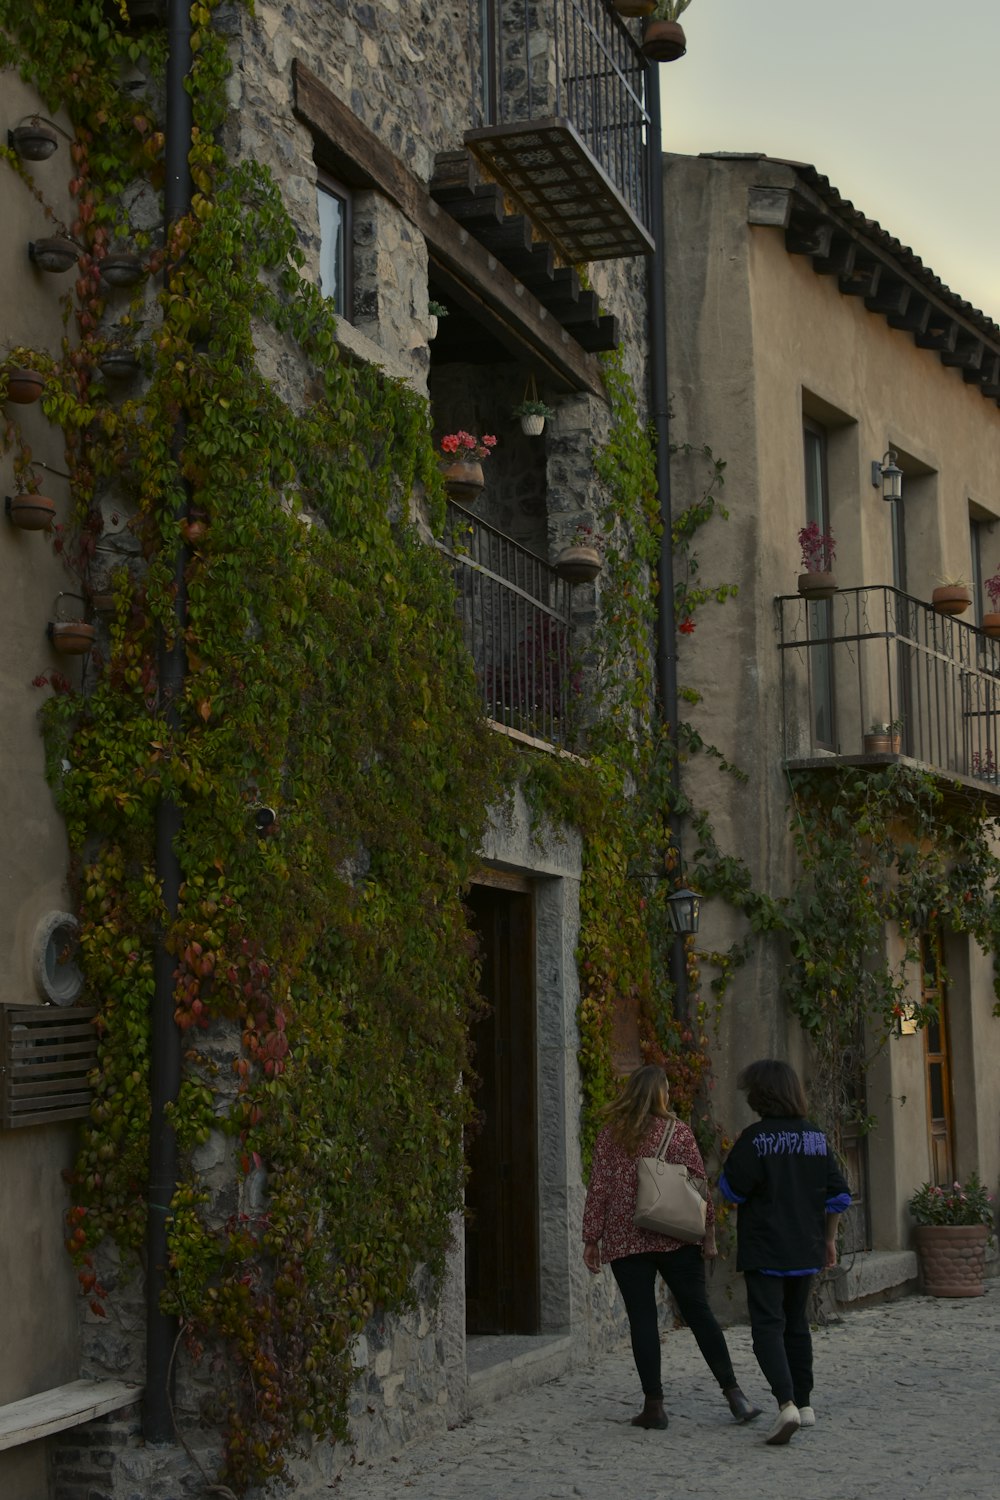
[[631, 1397, 668, 1429]]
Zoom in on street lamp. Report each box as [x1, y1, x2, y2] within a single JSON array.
[[665, 887, 700, 935]]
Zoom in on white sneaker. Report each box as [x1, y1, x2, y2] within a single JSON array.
[[765, 1403, 800, 1445], [799, 1405, 816, 1427]]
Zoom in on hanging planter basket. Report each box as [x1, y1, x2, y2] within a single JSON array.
[[931, 585, 971, 616], [9, 120, 59, 161], [555, 545, 603, 585], [6, 492, 57, 531], [3, 368, 46, 404], [47, 594, 95, 656], [981, 612, 1000, 639], [797, 571, 837, 601], [28, 235, 79, 273], [99, 253, 145, 289], [642, 19, 687, 61], [520, 412, 546, 437], [441, 460, 485, 504]]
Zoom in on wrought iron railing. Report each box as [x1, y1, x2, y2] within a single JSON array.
[[778, 585, 1000, 785], [440, 503, 575, 747], [471, 0, 652, 236]]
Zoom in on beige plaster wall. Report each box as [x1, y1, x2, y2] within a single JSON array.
[[663, 152, 1000, 1218], [1, 69, 87, 1491]]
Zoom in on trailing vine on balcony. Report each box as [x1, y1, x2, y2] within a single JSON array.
[[4, 1, 512, 1490]]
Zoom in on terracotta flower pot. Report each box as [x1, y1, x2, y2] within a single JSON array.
[[48, 621, 97, 655], [554, 544, 603, 585], [3, 368, 46, 404], [982, 612, 1000, 639], [642, 19, 687, 61], [931, 585, 971, 616], [6, 492, 57, 531], [441, 459, 485, 504], [613, 0, 656, 15], [28, 235, 79, 273], [863, 733, 901, 755], [10, 121, 59, 161], [797, 570, 837, 601], [913, 1223, 989, 1297]]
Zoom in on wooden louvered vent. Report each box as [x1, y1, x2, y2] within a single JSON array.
[[0, 1006, 97, 1129]]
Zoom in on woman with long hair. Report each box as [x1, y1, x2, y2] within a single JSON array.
[[719, 1059, 851, 1445], [583, 1064, 760, 1430]]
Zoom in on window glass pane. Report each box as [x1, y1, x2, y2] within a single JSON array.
[[803, 422, 835, 749], [317, 184, 346, 313]]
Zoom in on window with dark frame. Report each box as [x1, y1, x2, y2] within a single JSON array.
[[317, 171, 353, 319], [803, 420, 836, 751]]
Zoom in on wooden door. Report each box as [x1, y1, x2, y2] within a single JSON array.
[[464, 880, 539, 1335], [921, 930, 955, 1186]]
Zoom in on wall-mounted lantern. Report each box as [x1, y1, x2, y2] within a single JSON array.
[[871, 449, 903, 502], [665, 886, 701, 935]]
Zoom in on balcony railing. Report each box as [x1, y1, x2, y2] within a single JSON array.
[[465, 0, 653, 260], [440, 503, 575, 748], [778, 586, 1000, 797]]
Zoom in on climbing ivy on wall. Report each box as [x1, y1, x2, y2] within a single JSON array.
[[3, 1, 512, 1489]]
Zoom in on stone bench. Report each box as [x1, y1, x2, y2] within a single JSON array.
[[0, 1379, 142, 1452]]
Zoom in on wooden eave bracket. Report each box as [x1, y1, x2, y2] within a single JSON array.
[[291, 62, 605, 398], [749, 182, 1000, 407]]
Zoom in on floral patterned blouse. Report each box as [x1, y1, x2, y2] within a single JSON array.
[[582, 1114, 716, 1261]]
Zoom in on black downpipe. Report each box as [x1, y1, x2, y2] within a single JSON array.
[[645, 67, 687, 1021], [144, 0, 193, 1445]]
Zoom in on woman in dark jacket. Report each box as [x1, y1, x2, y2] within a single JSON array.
[[720, 1059, 851, 1446], [583, 1064, 760, 1431]]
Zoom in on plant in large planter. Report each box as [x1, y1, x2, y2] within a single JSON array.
[[863, 718, 903, 755], [438, 429, 497, 503], [931, 576, 972, 616], [797, 519, 837, 600], [554, 522, 605, 585], [981, 570, 1000, 637], [909, 1173, 995, 1297], [642, 0, 691, 62]]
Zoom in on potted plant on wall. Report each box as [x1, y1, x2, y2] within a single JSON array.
[[438, 430, 497, 504], [554, 523, 605, 585], [931, 576, 972, 616], [797, 520, 837, 600], [642, 0, 691, 61], [46, 593, 96, 655], [909, 1173, 995, 1297], [981, 571, 1000, 637]]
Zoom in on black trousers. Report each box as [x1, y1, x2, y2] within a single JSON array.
[[744, 1270, 814, 1407], [611, 1247, 737, 1400]]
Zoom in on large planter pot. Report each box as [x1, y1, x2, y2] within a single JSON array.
[[641, 19, 687, 61], [931, 585, 971, 616], [863, 732, 901, 755], [48, 620, 97, 655], [797, 570, 837, 601], [913, 1223, 990, 1297], [613, 0, 656, 15], [981, 612, 1000, 639], [554, 544, 603, 585], [3, 367, 46, 404], [441, 459, 485, 504]]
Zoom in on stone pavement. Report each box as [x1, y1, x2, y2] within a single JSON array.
[[329, 1290, 998, 1499]]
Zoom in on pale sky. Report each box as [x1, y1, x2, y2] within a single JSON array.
[[661, 0, 1000, 324]]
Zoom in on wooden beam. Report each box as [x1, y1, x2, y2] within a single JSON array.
[[888, 297, 931, 334], [748, 185, 792, 228], [941, 336, 984, 372], [785, 220, 834, 259], [915, 318, 958, 353], [293, 62, 605, 396], [866, 280, 910, 318], [813, 237, 856, 277], [839, 262, 880, 299]]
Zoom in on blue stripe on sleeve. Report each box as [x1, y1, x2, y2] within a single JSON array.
[[718, 1170, 746, 1205], [826, 1192, 852, 1213]]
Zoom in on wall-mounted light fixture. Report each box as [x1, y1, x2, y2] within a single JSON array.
[[871, 449, 903, 502], [665, 886, 700, 935]]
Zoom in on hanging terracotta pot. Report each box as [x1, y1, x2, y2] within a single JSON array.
[[642, 19, 687, 61], [614, 0, 656, 15], [99, 253, 145, 288], [931, 585, 971, 616], [797, 571, 837, 601], [981, 612, 1000, 639], [3, 368, 46, 404], [555, 545, 603, 585], [47, 594, 95, 655], [28, 235, 79, 273], [441, 459, 485, 504], [10, 121, 59, 161], [6, 492, 57, 531]]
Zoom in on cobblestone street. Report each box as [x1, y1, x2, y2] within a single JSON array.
[[329, 1290, 998, 1499]]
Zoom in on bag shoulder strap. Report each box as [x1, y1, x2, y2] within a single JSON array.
[[653, 1116, 678, 1162]]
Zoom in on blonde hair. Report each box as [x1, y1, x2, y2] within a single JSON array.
[[602, 1064, 671, 1156]]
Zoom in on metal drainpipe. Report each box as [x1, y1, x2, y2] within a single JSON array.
[[144, 0, 193, 1445], [645, 65, 688, 1021]]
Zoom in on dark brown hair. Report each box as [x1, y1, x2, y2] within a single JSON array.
[[737, 1059, 808, 1119]]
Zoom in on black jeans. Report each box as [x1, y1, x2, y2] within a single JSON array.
[[744, 1271, 814, 1407], [611, 1248, 737, 1399]]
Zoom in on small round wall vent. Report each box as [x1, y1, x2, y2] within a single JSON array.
[[32, 911, 84, 1005]]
